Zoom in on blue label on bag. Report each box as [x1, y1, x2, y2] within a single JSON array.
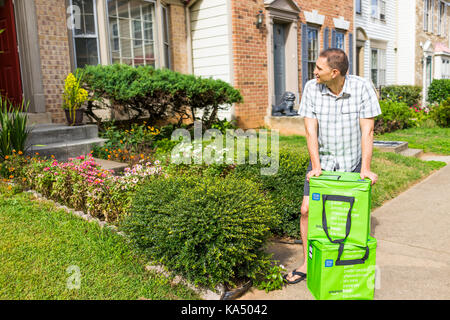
[[312, 193, 320, 201], [325, 259, 333, 267]]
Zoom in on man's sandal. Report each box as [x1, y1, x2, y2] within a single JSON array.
[[283, 270, 307, 285]]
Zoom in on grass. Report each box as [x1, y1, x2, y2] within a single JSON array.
[[0, 185, 201, 300], [277, 134, 446, 209], [375, 127, 450, 155]]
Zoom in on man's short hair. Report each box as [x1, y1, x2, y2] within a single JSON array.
[[319, 48, 349, 76]]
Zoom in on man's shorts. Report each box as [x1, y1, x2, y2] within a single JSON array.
[[303, 160, 362, 196]]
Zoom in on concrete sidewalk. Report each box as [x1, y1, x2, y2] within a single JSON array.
[[239, 159, 450, 300]]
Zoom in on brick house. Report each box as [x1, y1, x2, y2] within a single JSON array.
[[0, 0, 354, 129], [396, 0, 450, 103]]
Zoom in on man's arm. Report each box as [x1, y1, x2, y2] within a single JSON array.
[[359, 117, 378, 185], [305, 117, 322, 181]]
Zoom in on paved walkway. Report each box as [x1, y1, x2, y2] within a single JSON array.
[[239, 157, 450, 300]]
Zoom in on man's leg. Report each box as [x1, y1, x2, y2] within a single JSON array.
[[285, 195, 309, 282]]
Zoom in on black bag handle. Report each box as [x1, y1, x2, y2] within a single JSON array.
[[322, 194, 355, 244], [335, 243, 369, 266]]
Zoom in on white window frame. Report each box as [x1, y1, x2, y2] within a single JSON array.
[[161, 3, 171, 69], [371, 48, 386, 87], [70, 0, 101, 69], [424, 0, 431, 32], [371, 0, 386, 21]]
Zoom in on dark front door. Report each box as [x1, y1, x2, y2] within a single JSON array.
[[273, 23, 286, 106], [0, 0, 23, 107]]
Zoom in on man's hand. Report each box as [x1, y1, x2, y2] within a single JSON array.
[[360, 169, 378, 185], [306, 168, 322, 181]]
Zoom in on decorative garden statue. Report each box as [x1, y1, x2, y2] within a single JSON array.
[[272, 91, 298, 116]]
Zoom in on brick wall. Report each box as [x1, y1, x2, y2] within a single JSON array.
[[230, 0, 353, 129], [230, 0, 269, 129], [35, 0, 72, 124]]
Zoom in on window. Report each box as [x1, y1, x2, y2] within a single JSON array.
[[371, 0, 386, 21], [445, 59, 450, 79], [107, 0, 156, 67], [71, 0, 100, 68], [426, 56, 432, 88], [438, 1, 446, 35], [371, 48, 386, 87], [356, 0, 362, 15], [307, 26, 319, 80], [335, 31, 345, 50], [379, 0, 386, 21], [161, 4, 171, 69], [424, 0, 431, 32]]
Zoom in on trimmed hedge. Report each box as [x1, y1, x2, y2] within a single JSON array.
[[120, 174, 278, 289], [375, 99, 414, 134], [80, 64, 243, 128], [380, 85, 422, 107], [430, 97, 450, 127], [427, 79, 450, 103]]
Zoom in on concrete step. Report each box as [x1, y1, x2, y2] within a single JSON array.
[[398, 148, 424, 158], [26, 124, 99, 147], [25, 112, 52, 125], [26, 137, 107, 161], [92, 158, 128, 174]]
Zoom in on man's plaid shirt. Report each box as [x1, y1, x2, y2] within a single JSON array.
[[299, 75, 381, 172]]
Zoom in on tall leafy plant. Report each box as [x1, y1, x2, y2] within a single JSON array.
[[0, 96, 32, 160]]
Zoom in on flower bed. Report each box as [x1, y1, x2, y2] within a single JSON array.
[[1, 152, 163, 223]]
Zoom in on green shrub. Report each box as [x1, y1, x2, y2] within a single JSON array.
[[380, 85, 422, 107], [0, 97, 31, 160], [429, 98, 450, 127], [81, 64, 243, 128], [375, 99, 414, 134], [427, 79, 450, 103], [230, 147, 310, 238], [120, 174, 278, 289]]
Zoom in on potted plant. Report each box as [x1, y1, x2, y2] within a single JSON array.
[[62, 70, 88, 126]]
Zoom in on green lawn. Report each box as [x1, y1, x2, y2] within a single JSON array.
[[375, 127, 450, 155], [0, 186, 200, 300]]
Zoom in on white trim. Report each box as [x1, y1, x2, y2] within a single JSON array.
[[333, 16, 350, 30], [70, 0, 101, 69], [303, 10, 325, 25]]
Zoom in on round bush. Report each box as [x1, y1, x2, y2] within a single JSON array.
[[430, 97, 450, 127], [120, 174, 278, 289], [230, 147, 310, 238]]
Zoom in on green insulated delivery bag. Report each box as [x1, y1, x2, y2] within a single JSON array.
[[308, 171, 372, 247], [307, 237, 377, 300]]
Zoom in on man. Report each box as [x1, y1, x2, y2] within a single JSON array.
[[283, 48, 381, 284]]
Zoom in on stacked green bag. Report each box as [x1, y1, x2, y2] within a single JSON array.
[[307, 171, 376, 300], [307, 237, 377, 300]]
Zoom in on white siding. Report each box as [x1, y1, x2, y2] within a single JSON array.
[[355, 0, 398, 86], [396, 0, 416, 85], [190, 0, 232, 120]]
